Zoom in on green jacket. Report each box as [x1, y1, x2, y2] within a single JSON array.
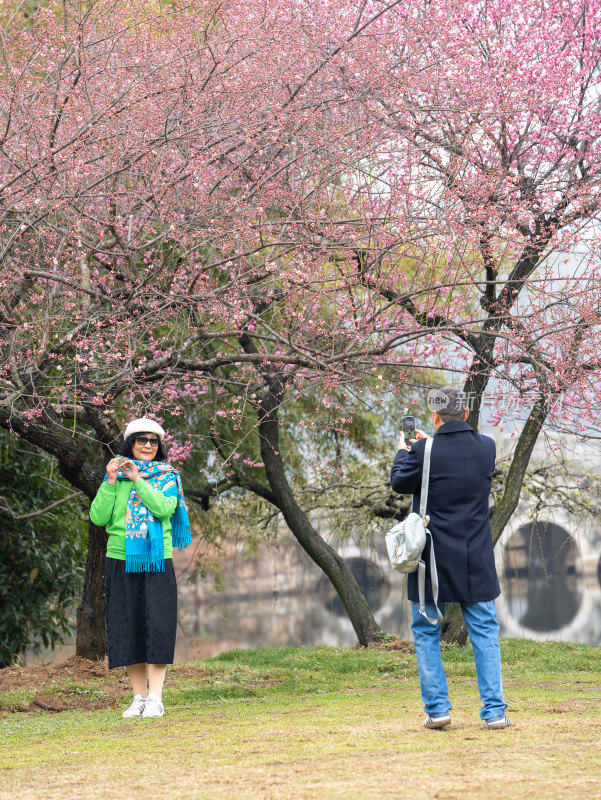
[[90, 479, 178, 560]]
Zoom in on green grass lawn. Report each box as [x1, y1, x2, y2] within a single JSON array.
[[1, 640, 600, 800]]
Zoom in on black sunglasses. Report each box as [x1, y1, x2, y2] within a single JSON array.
[[135, 435, 160, 447]]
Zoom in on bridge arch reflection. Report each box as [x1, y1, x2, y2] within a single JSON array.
[[502, 521, 582, 632]]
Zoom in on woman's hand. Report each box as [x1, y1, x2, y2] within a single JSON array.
[[121, 460, 140, 483], [106, 458, 140, 484], [106, 458, 122, 485]]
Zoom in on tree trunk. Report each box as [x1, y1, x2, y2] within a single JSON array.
[[257, 388, 382, 646], [75, 520, 108, 660], [440, 603, 467, 645], [490, 393, 551, 546]]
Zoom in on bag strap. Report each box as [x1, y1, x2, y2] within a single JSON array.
[[417, 438, 443, 625], [419, 437, 433, 518], [418, 533, 444, 624]]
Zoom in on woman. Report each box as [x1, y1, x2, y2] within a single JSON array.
[[90, 417, 191, 718]]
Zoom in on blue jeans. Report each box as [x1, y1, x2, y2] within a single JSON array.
[[411, 600, 507, 722]]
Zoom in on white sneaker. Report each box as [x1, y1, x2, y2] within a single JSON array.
[[122, 694, 147, 718], [486, 716, 512, 729], [424, 714, 451, 729], [142, 694, 165, 718]]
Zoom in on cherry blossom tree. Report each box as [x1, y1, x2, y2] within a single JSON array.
[[1, 0, 423, 653], [357, 0, 601, 638], [2, 0, 601, 653]]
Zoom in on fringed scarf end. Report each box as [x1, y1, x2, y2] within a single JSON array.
[[125, 554, 165, 573], [172, 520, 191, 550]]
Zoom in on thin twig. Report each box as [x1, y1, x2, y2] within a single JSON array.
[[0, 491, 84, 520]]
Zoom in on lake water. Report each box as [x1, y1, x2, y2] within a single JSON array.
[[24, 522, 601, 665]]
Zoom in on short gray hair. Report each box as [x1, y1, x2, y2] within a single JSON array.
[[427, 387, 468, 423]]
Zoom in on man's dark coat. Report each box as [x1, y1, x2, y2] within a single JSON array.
[[390, 420, 500, 604]]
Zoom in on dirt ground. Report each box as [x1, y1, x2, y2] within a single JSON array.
[[0, 656, 221, 714], [0, 656, 127, 712], [0, 656, 111, 692]]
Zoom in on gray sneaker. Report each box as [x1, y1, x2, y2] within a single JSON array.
[[486, 716, 512, 729], [424, 714, 451, 729], [122, 694, 147, 718], [142, 694, 165, 718]]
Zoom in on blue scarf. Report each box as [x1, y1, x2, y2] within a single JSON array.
[[105, 460, 191, 573]]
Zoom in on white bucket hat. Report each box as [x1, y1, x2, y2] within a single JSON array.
[[123, 417, 166, 442]]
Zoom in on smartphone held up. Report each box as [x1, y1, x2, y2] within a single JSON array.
[[402, 415, 416, 442]]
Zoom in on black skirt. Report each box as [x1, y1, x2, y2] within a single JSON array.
[[105, 557, 177, 669]]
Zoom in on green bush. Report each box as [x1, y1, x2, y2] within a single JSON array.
[[0, 436, 87, 664]]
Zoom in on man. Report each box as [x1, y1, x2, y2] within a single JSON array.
[[390, 387, 511, 730]]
